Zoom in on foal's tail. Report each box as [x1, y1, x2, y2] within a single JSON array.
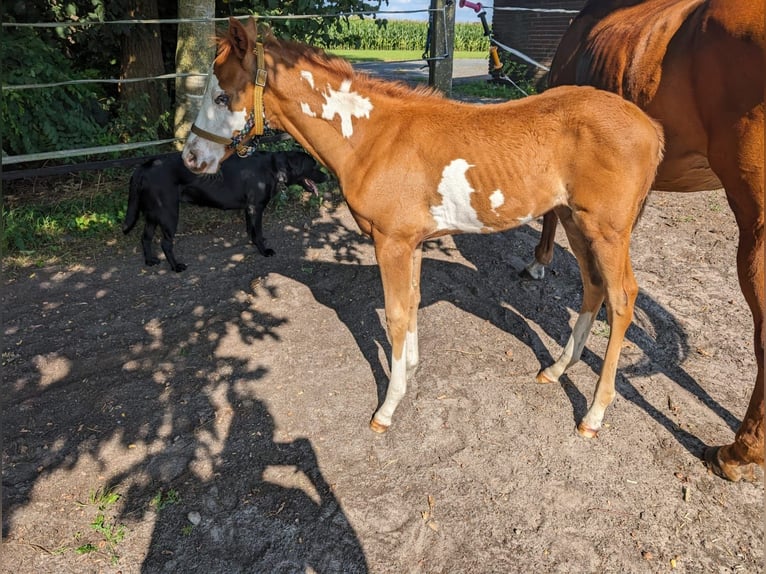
[[122, 170, 143, 234]]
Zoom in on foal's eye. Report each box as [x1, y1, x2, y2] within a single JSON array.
[[214, 93, 230, 106]]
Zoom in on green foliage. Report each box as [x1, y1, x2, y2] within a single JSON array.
[[223, 0, 387, 45], [150, 488, 181, 510], [0, 28, 113, 156], [314, 18, 489, 52], [2, 184, 127, 255]]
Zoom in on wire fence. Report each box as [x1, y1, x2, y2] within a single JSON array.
[[2, 9, 440, 168], [2, 5, 578, 171]]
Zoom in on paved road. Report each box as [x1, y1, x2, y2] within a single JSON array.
[[353, 58, 490, 85]]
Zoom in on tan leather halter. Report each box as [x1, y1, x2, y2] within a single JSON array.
[[190, 41, 267, 154]]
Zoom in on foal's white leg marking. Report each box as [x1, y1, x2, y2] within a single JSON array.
[[373, 339, 409, 428], [539, 311, 595, 382], [406, 328, 419, 373], [430, 159, 485, 232], [320, 79, 373, 138]]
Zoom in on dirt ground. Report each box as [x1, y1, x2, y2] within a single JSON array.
[[2, 171, 764, 573]]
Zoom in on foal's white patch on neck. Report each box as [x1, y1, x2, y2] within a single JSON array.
[[430, 159, 485, 232], [300, 102, 316, 118], [319, 79, 373, 138], [300, 70, 315, 89]]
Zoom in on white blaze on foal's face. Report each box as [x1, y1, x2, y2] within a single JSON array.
[[199, 71, 249, 138], [182, 69, 249, 172], [430, 159, 486, 232]]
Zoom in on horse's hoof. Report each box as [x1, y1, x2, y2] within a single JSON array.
[[535, 369, 557, 384], [519, 262, 545, 280], [369, 418, 389, 434], [703, 446, 755, 482], [576, 422, 599, 439]]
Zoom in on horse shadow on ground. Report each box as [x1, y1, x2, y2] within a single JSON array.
[[253, 211, 740, 462], [1, 240, 368, 571]]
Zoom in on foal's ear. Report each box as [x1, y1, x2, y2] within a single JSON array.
[[228, 17, 252, 59]]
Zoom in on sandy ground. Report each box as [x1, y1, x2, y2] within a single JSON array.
[[1, 181, 763, 573]]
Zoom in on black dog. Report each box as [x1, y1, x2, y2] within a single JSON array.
[[123, 150, 327, 271]]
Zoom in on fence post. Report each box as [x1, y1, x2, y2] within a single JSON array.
[[428, 0, 456, 96], [174, 0, 216, 150]]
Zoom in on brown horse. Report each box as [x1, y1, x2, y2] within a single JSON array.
[[525, 0, 764, 481], [182, 17, 663, 440]]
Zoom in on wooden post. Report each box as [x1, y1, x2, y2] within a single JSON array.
[[428, 0, 456, 96], [174, 0, 216, 150]]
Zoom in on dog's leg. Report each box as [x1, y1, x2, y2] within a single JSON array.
[[141, 222, 161, 266], [159, 227, 187, 272], [247, 199, 275, 257]]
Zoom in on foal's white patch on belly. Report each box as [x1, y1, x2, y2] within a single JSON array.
[[430, 159, 484, 232], [320, 79, 373, 138], [300, 70, 315, 89], [489, 189, 505, 211], [517, 213, 534, 225]]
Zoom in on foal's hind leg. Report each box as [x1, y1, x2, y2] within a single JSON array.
[[540, 209, 639, 437], [536, 215, 603, 385], [523, 211, 558, 280]]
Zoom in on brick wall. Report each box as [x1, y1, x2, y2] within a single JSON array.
[[492, 0, 585, 80]]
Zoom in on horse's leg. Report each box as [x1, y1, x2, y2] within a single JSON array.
[[536, 210, 604, 386], [577, 235, 638, 437], [540, 208, 638, 438], [370, 234, 417, 433], [522, 211, 558, 279], [705, 118, 765, 480], [406, 246, 423, 375]]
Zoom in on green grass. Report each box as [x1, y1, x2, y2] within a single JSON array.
[[70, 487, 127, 565]]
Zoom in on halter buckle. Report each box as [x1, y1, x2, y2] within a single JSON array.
[[255, 69, 267, 87]]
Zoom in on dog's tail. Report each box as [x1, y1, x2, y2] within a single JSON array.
[[122, 169, 142, 234]]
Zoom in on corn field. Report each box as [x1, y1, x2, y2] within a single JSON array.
[[317, 18, 489, 52]]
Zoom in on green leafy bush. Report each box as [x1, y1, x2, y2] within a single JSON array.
[[1, 29, 113, 157]]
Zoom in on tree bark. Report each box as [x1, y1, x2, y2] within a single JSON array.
[[174, 0, 216, 148], [119, 0, 168, 125]]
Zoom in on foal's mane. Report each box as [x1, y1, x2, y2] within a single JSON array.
[[215, 24, 444, 101]]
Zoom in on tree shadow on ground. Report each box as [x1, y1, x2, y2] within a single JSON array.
[[1, 215, 369, 571], [0, 204, 741, 570]]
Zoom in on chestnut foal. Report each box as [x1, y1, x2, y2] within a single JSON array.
[[182, 17, 664, 439]]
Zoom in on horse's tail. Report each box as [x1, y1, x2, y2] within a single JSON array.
[[122, 169, 143, 234]]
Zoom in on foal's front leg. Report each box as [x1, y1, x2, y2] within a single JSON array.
[[370, 236, 418, 433]]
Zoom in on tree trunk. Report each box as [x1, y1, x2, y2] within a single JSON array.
[[119, 0, 168, 128], [174, 0, 216, 148]]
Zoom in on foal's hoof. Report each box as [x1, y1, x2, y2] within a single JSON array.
[[703, 446, 756, 483], [576, 422, 599, 439], [535, 369, 557, 384], [369, 418, 389, 434]]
